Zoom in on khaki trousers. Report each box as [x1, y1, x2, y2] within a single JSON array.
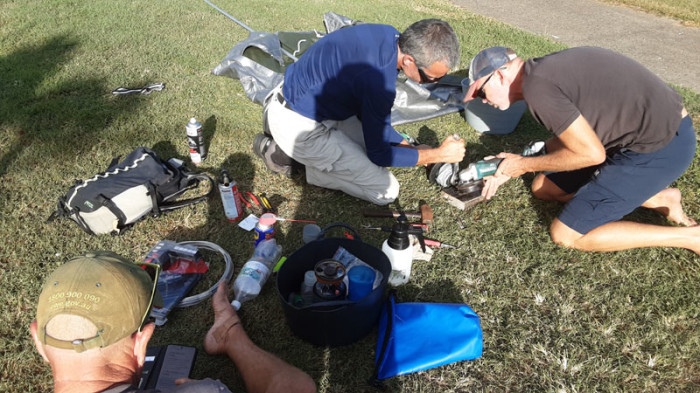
[[263, 85, 399, 205]]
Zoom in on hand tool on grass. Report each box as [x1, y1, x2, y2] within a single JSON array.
[[273, 215, 317, 224], [423, 238, 459, 250], [112, 82, 165, 95], [258, 193, 274, 213], [239, 191, 262, 214], [362, 203, 433, 226]]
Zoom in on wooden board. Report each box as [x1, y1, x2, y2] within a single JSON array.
[[440, 186, 485, 210]]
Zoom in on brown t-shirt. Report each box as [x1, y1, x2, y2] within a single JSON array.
[[523, 47, 683, 153]]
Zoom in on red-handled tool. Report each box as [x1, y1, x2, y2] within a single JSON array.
[[423, 238, 459, 249]]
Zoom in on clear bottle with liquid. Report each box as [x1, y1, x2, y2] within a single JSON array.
[[231, 239, 282, 310], [300, 270, 317, 306]]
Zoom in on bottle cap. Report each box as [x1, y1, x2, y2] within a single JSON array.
[[302, 224, 321, 243], [388, 223, 411, 250], [231, 300, 241, 310], [259, 213, 277, 227]]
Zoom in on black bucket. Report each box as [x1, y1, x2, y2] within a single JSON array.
[[276, 224, 391, 346]]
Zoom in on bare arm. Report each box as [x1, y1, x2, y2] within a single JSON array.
[[482, 114, 605, 199], [498, 114, 605, 177], [398, 135, 466, 166]]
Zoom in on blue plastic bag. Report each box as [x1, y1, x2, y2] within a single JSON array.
[[373, 292, 483, 380]]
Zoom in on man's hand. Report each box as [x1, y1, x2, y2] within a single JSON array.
[[438, 135, 467, 163], [494, 152, 528, 178], [481, 172, 510, 200], [414, 134, 466, 166], [480, 152, 524, 200]]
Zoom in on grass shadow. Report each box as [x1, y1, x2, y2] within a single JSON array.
[[0, 34, 143, 175]]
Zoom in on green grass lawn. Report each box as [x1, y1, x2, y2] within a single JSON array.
[[2, 0, 699, 392], [601, 0, 700, 26]]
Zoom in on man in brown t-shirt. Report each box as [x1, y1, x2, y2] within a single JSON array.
[[463, 46, 699, 255]]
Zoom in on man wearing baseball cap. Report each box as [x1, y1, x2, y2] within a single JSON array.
[[463, 46, 699, 255], [31, 251, 316, 393]]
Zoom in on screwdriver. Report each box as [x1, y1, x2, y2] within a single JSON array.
[[423, 238, 459, 249], [258, 193, 273, 213]]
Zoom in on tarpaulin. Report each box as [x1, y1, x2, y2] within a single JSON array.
[[211, 12, 465, 126]]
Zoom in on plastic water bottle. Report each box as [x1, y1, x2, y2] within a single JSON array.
[[300, 270, 317, 306], [231, 239, 282, 310]]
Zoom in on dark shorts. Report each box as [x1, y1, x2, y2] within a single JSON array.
[[548, 116, 696, 234]]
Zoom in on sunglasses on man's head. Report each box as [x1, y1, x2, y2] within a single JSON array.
[[476, 72, 496, 100]]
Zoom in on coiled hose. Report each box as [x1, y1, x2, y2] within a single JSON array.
[[174, 240, 234, 308]]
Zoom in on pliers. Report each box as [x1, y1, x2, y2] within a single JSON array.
[[239, 191, 262, 214]]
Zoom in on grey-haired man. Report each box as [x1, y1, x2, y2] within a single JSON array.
[[463, 46, 699, 254], [31, 251, 316, 393], [256, 19, 466, 205]]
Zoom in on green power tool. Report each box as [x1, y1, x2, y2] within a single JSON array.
[[428, 141, 546, 210]]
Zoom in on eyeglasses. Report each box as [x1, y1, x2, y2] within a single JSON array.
[[417, 66, 442, 84], [476, 72, 496, 100], [137, 261, 161, 331]]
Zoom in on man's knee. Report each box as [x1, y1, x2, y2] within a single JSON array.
[[365, 176, 400, 205], [549, 218, 583, 248]]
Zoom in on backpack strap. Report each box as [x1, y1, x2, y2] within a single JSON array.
[[69, 208, 97, 236], [159, 172, 215, 213]]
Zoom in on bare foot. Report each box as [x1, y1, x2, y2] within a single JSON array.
[[643, 188, 697, 226], [204, 282, 241, 356]]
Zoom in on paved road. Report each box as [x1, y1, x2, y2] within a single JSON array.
[[450, 0, 700, 93]]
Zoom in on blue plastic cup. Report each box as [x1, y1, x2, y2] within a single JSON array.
[[347, 265, 375, 301]]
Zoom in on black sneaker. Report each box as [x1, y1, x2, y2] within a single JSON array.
[[253, 134, 300, 177]]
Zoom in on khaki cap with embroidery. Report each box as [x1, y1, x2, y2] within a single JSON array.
[[35, 251, 158, 353]]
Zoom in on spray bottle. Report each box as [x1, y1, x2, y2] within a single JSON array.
[[382, 222, 426, 286], [231, 239, 283, 310], [186, 117, 206, 165], [218, 169, 243, 222]]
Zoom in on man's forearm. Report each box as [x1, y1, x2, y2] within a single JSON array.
[[520, 147, 603, 173], [522, 115, 606, 173], [415, 147, 445, 166]]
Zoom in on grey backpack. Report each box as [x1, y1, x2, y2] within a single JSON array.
[[50, 147, 213, 235]]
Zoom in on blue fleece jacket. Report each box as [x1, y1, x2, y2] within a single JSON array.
[[283, 23, 418, 167]]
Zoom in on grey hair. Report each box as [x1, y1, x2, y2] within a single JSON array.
[[398, 19, 460, 69]]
